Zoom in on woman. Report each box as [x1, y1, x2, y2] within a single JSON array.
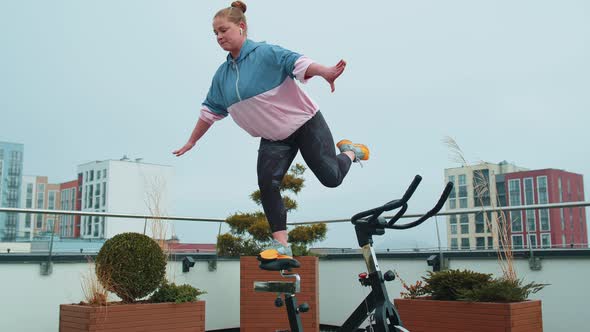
[[173, 1, 369, 258]]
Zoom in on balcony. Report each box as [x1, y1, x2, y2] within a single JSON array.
[[0, 249, 588, 331], [1, 202, 589, 331]]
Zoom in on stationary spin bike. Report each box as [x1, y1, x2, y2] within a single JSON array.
[[255, 175, 453, 332]]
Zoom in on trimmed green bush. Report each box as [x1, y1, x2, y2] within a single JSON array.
[[458, 277, 547, 302], [150, 281, 206, 303], [399, 269, 548, 303], [423, 269, 492, 301], [96, 232, 166, 303]]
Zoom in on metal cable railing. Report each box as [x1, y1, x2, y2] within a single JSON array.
[[287, 201, 590, 225], [1, 200, 589, 225]]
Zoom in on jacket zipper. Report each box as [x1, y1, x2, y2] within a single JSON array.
[[232, 60, 242, 101]]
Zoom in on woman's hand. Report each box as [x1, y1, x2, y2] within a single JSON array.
[[172, 142, 195, 157], [322, 59, 347, 92]]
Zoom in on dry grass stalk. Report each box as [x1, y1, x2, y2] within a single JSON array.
[[144, 175, 176, 281], [145, 177, 168, 244], [80, 256, 110, 306], [443, 136, 517, 281]]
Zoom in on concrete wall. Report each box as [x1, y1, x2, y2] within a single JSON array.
[[0, 242, 31, 253], [0, 254, 586, 331]]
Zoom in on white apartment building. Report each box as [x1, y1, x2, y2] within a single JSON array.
[[444, 161, 526, 250], [77, 157, 173, 239]]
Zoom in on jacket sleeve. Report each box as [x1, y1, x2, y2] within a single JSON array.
[[266, 44, 315, 83], [200, 71, 228, 124]]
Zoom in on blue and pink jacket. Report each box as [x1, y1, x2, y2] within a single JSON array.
[[200, 39, 318, 141]]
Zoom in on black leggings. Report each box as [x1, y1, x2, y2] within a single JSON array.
[[257, 111, 352, 233]]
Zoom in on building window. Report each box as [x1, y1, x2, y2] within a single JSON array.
[[102, 182, 106, 206], [523, 178, 536, 232], [458, 174, 467, 208], [509, 179, 522, 232], [511, 212, 522, 232], [487, 236, 494, 249], [450, 238, 458, 250], [526, 211, 536, 232], [36, 192, 44, 209], [524, 178, 535, 204], [448, 175, 456, 209], [512, 235, 523, 249], [473, 169, 490, 206], [450, 215, 457, 235], [460, 238, 470, 250], [103, 169, 107, 178], [460, 214, 469, 234], [86, 216, 92, 236], [48, 191, 56, 210], [93, 216, 100, 237], [476, 237, 485, 249], [528, 234, 538, 248], [539, 209, 550, 231], [100, 217, 105, 238], [538, 176, 550, 231], [88, 185, 93, 208], [47, 218, 54, 232], [459, 198, 467, 209], [541, 233, 551, 248], [90, 170, 94, 181], [475, 212, 490, 233]]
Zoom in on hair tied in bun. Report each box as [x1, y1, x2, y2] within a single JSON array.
[[231, 1, 247, 13]]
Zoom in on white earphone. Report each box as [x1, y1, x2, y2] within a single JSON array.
[[239, 28, 243, 35]]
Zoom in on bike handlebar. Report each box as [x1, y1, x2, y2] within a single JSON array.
[[351, 175, 422, 224], [351, 175, 453, 230]]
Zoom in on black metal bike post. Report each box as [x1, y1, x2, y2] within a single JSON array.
[[368, 271, 402, 332], [285, 293, 303, 332]]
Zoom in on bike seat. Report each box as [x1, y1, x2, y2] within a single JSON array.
[[257, 257, 301, 271]]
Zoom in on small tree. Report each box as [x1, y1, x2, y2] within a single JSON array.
[[217, 164, 326, 256]]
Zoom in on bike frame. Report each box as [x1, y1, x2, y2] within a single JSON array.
[[259, 175, 452, 332], [338, 243, 401, 332]]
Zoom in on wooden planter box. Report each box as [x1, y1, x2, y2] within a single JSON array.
[[59, 301, 205, 332], [394, 298, 542, 332], [240, 256, 319, 332]]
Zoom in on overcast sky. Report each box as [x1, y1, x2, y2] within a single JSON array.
[[1, 1, 589, 249]]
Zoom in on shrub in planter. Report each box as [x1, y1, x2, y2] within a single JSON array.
[[150, 281, 206, 304], [395, 269, 548, 332], [60, 233, 207, 332], [95, 232, 167, 303], [458, 277, 547, 302], [417, 269, 547, 302]]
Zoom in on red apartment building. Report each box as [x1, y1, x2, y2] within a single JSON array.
[[59, 178, 81, 238], [504, 169, 587, 249]]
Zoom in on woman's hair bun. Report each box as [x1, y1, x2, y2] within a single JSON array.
[[231, 1, 247, 13]]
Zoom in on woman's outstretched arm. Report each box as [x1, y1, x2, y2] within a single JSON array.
[[172, 118, 213, 157], [304, 59, 347, 92]]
